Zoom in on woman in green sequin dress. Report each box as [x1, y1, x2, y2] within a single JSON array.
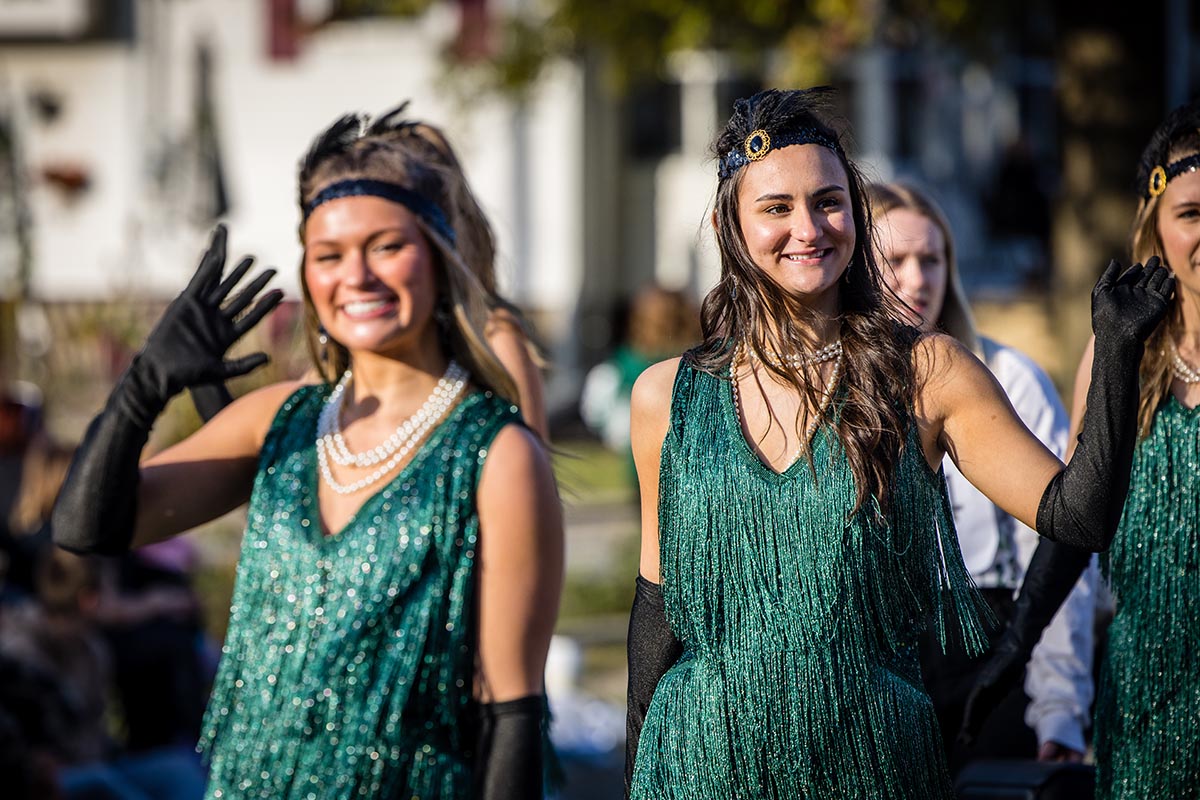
[[51, 107, 563, 799], [623, 89, 1174, 800], [1066, 100, 1200, 800]]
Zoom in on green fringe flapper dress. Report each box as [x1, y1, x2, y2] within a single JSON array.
[[630, 363, 991, 800], [197, 384, 517, 799], [1095, 395, 1200, 799]]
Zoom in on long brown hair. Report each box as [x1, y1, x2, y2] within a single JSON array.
[[1129, 102, 1200, 437], [866, 181, 980, 355], [296, 104, 521, 403], [692, 88, 918, 515]]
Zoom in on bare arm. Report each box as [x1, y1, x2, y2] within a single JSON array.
[[131, 381, 303, 547], [487, 312, 549, 442], [475, 424, 563, 701], [630, 358, 680, 582], [916, 334, 1064, 530]]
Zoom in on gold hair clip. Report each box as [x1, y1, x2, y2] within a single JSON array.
[[1149, 165, 1168, 197], [745, 129, 772, 162]]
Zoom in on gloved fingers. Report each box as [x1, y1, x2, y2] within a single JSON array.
[[1094, 258, 1123, 292], [1143, 257, 1172, 294], [1115, 260, 1144, 288], [210, 256, 256, 305], [231, 289, 284, 338], [221, 352, 270, 379], [187, 224, 228, 295], [1157, 273, 1177, 301], [223, 269, 278, 319]]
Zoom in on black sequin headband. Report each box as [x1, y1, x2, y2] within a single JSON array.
[[1145, 152, 1200, 199], [303, 178, 456, 244], [718, 127, 843, 180]]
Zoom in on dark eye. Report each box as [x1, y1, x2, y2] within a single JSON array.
[[764, 204, 789, 215], [374, 240, 406, 253], [816, 196, 842, 211], [312, 252, 340, 264]]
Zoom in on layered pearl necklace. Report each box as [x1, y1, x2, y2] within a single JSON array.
[[316, 361, 468, 495], [1168, 339, 1200, 385], [746, 338, 843, 370], [731, 340, 844, 468]]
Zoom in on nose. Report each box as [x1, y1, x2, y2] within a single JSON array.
[[342, 249, 375, 287], [789, 206, 820, 243], [897, 254, 927, 294]]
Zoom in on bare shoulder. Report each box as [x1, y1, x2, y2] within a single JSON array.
[[477, 423, 557, 524], [631, 357, 683, 418], [227, 379, 313, 448], [480, 423, 549, 481], [911, 331, 977, 377]]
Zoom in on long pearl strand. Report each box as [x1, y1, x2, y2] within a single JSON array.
[[731, 341, 844, 469], [316, 362, 467, 495], [1168, 340, 1200, 385]]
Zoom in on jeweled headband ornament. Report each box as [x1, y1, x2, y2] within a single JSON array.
[[718, 125, 843, 180], [303, 178, 456, 244], [1145, 153, 1200, 198]]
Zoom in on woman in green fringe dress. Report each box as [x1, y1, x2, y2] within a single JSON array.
[[51, 106, 563, 799], [623, 88, 1174, 800], [1061, 99, 1200, 800]]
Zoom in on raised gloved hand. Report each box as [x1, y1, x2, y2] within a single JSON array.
[[957, 539, 1092, 746], [118, 225, 281, 427], [1090, 256, 1174, 347], [1037, 256, 1174, 551], [53, 225, 281, 555]]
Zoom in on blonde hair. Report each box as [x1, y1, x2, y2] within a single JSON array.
[[866, 182, 980, 355], [296, 106, 520, 404]]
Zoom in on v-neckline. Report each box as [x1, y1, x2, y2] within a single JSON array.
[[306, 390, 472, 541], [721, 367, 824, 482]]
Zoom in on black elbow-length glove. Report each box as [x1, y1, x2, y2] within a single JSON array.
[[473, 695, 546, 800], [625, 576, 682, 798], [958, 538, 1093, 745], [52, 225, 281, 555], [1036, 257, 1174, 551]]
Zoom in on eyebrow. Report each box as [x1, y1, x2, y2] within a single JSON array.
[[753, 184, 846, 203], [307, 226, 409, 247]]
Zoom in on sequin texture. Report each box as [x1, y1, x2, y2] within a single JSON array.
[[1095, 395, 1200, 799], [629, 363, 990, 799], [198, 384, 517, 799]]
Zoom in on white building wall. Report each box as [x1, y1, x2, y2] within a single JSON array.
[[2, 0, 586, 323]]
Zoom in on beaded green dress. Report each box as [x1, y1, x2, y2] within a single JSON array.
[[629, 363, 990, 799], [1095, 395, 1200, 800], [197, 384, 517, 800]]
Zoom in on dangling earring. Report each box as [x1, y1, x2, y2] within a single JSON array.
[[317, 325, 329, 362]]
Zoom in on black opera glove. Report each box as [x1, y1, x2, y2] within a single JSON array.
[[957, 539, 1092, 746], [1037, 257, 1174, 551], [52, 225, 281, 556], [118, 224, 282, 427], [473, 695, 545, 800], [625, 576, 683, 799], [189, 383, 235, 423]]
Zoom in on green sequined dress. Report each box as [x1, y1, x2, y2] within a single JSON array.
[[629, 363, 990, 800], [197, 384, 517, 799], [1095, 395, 1200, 799]]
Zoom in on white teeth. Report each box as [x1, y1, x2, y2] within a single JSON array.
[[342, 299, 391, 315]]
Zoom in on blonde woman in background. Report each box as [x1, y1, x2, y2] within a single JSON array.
[[870, 181, 1097, 770]]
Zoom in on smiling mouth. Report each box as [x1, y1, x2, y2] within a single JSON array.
[[340, 298, 396, 318], [782, 249, 830, 263]]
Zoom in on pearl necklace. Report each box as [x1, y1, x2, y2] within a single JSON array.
[[316, 362, 468, 495], [745, 338, 843, 370], [1169, 340, 1200, 385], [731, 342, 844, 469], [320, 362, 468, 467]]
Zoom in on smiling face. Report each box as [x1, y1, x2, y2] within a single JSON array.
[[1156, 166, 1200, 300], [302, 194, 440, 360], [735, 144, 856, 312], [875, 207, 948, 330]]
